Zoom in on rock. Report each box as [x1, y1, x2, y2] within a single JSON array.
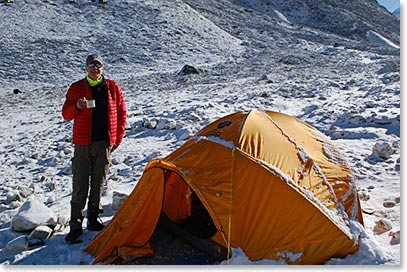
[[102, 182, 112, 197], [9, 201, 21, 209], [358, 191, 370, 201], [303, 105, 319, 115], [17, 157, 35, 167], [29, 225, 53, 241], [163, 119, 177, 130], [63, 147, 72, 155], [6, 190, 21, 202], [52, 223, 66, 233], [112, 155, 125, 165], [362, 206, 375, 215], [11, 199, 58, 232], [143, 118, 159, 129], [45, 157, 56, 167], [125, 120, 132, 130], [178, 64, 201, 76], [30, 183, 42, 194], [373, 218, 392, 234], [374, 119, 392, 126], [372, 141, 393, 159], [383, 200, 396, 208], [45, 195, 57, 205], [177, 129, 193, 141], [47, 181, 57, 191], [389, 231, 400, 245], [112, 191, 129, 210], [0, 213, 11, 224], [188, 113, 202, 122], [18, 185, 32, 198], [279, 55, 305, 65], [331, 131, 344, 140], [156, 119, 168, 130], [40, 176, 48, 182], [58, 214, 70, 226], [4, 235, 28, 253], [60, 163, 72, 175], [46, 182, 57, 191], [259, 74, 269, 81], [27, 239, 45, 248], [377, 61, 399, 74]]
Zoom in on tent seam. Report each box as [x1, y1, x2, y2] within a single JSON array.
[[226, 148, 236, 264]]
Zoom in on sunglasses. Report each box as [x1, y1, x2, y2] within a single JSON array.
[[87, 62, 103, 68]]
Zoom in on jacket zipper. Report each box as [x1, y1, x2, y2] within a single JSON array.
[[86, 80, 93, 145]]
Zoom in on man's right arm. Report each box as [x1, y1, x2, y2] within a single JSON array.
[[62, 85, 81, 122]]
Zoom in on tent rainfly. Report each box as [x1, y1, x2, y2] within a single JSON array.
[[85, 109, 364, 264]]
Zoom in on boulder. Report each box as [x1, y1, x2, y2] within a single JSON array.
[[29, 225, 53, 240], [372, 141, 393, 159], [11, 199, 57, 232], [178, 64, 201, 76], [4, 235, 28, 253], [112, 191, 129, 211], [373, 218, 392, 234]]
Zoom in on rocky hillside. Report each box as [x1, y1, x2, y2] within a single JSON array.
[[0, 0, 400, 93], [392, 8, 400, 19], [185, 0, 400, 47]]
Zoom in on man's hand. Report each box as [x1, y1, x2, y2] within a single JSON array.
[[111, 144, 118, 152], [76, 97, 87, 110]]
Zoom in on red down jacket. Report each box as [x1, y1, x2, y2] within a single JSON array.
[[62, 78, 127, 148]]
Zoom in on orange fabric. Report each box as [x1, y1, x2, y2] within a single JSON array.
[[230, 151, 357, 263], [267, 111, 363, 224], [85, 110, 364, 265], [162, 171, 191, 221], [85, 165, 164, 264]]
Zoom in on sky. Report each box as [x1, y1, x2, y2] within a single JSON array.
[[377, 0, 400, 12]]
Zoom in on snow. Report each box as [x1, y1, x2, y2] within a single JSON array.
[[367, 30, 400, 49], [0, 0, 401, 270]]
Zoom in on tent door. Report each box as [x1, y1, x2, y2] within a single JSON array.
[[160, 169, 228, 262]]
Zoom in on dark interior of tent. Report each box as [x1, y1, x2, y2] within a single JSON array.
[[117, 169, 228, 264], [164, 169, 216, 235], [175, 192, 218, 239]]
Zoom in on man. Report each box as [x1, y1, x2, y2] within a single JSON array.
[[62, 54, 127, 243]]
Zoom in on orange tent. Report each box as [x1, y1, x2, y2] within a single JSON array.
[[85, 109, 364, 264]]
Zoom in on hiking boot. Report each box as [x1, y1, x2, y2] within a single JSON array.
[[87, 216, 105, 231], [65, 217, 83, 243], [65, 227, 83, 244]]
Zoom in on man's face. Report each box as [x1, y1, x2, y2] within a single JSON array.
[[86, 61, 104, 80]]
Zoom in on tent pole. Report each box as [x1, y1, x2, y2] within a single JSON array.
[[226, 148, 236, 264]]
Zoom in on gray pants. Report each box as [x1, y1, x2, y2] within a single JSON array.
[[70, 141, 111, 223]]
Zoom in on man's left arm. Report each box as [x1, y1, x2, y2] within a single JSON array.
[[113, 85, 127, 151]]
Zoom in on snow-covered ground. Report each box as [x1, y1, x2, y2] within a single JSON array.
[[0, 0, 400, 270]]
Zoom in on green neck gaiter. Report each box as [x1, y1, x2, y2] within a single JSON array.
[[86, 75, 104, 87]]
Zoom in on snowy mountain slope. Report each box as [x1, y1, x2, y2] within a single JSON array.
[[392, 7, 400, 19], [0, 0, 400, 267], [187, 0, 400, 46], [0, 0, 244, 90]]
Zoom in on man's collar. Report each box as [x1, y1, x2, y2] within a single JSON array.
[[86, 75, 104, 87]]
